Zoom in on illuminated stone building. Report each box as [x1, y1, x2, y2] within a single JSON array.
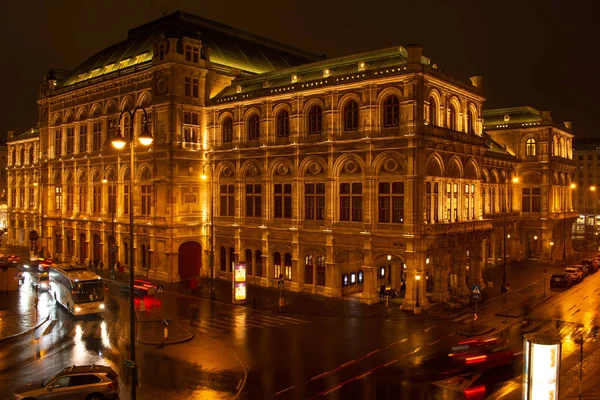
[[572, 138, 600, 250], [6, 128, 40, 246], [6, 11, 576, 306], [0, 134, 8, 231]]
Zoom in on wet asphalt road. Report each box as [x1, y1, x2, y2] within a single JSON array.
[[2, 254, 600, 399]]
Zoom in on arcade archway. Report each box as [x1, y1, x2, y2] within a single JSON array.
[[178, 241, 202, 281]]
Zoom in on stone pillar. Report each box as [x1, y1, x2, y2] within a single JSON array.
[[262, 230, 272, 286], [432, 265, 450, 302], [360, 266, 380, 304], [290, 232, 302, 292], [455, 247, 469, 294], [391, 259, 402, 292], [401, 252, 430, 310], [469, 250, 484, 289]]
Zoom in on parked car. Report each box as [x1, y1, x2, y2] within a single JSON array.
[[565, 266, 584, 283], [13, 364, 119, 400], [581, 259, 598, 273], [550, 273, 572, 289]]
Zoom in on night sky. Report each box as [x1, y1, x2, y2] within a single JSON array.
[[1, 0, 598, 139]]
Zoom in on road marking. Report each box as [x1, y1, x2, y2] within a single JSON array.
[[424, 325, 436, 332], [583, 296, 589, 300], [310, 371, 329, 381], [399, 338, 408, 343], [384, 359, 397, 367], [236, 379, 243, 390], [368, 349, 380, 356], [357, 371, 371, 379], [572, 309, 580, 316], [275, 386, 295, 395], [448, 332, 456, 337], [429, 340, 440, 346], [569, 304, 577, 310], [341, 360, 356, 367], [323, 385, 342, 396]]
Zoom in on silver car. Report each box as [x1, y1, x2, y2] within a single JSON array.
[[13, 364, 119, 400]]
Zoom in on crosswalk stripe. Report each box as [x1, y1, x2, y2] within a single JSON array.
[[245, 315, 283, 327], [41, 320, 58, 336], [82, 321, 97, 338], [232, 316, 270, 328], [252, 313, 306, 325], [271, 315, 310, 324], [195, 320, 227, 333]]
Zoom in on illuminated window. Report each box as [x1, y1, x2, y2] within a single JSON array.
[[449, 103, 458, 131], [248, 114, 260, 140], [273, 252, 282, 280], [316, 256, 326, 286], [284, 253, 292, 281], [428, 97, 438, 126], [383, 96, 399, 127], [276, 110, 289, 137], [344, 100, 359, 131], [222, 117, 233, 143], [526, 138, 536, 156], [54, 186, 62, 211], [308, 106, 322, 134], [304, 255, 313, 284]]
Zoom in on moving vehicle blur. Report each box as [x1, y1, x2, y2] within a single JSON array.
[[449, 338, 518, 368]]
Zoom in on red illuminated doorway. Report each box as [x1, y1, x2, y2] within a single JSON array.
[[178, 242, 202, 281]]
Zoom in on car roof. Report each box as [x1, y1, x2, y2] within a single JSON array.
[[58, 365, 113, 376], [565, 267, 577, 270]]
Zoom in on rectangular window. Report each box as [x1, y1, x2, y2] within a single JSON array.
[[93, 121, 103, 151], [192, 78, 199, 98], [66, 186, 74, 212], [316, 257, 326, 286], [433, 183, 439, 222], [79, 186, 87, 213], [185, 45, 192, 62], [184, 77, 191, 97], [141, 184, 151, 215], [93, 185, 101, 213], [28, 188, 34, 208], [124, 185, 129, 215], [192, 47, 199, 63], [220, 184, 235, 217], [305, 183, 325, 220], [66, 127, 74, 154], [340, 182, 362, 222], [522, 188, 531, 212], [54, 186, 62, 211], [79, 125, 88, 153], [532, 187, 541, 212], [19, 188, 24, 208], [108, 185, 116, 214], [245, 184, 262, 217], [274, 183, 292, 219], [392, 182, 404, 223], [54, 129, 62, 157]]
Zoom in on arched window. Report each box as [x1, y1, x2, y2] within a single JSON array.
[[220, 246, 227, 271], [140, 243, 151, 270], [276, 110, 289, 137], [284, 253, 292, 281], [19, 148, 25, 165], [54, 129, 62, 157], [344, 100, 359, 131], [222, 117, 233, 143], [449, 103, 458, 131], [526, 138, 536, 156], [255, 250, 263, 277], [308, 106, 322, 134], [140, 169, 152, 216], [316, 256, 326, 286], [245, 249, 253, 275], [467, 109, 475, 135], [383, 96, 399, 127], [304, 255, 313, 284], [273, 252, 282, 279], [428, 97, 437, 126], [248, 114, 260, 141], [28, 147, 34, 165]]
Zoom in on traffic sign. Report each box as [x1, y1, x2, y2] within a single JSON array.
[[162, 319, 170, 327], [474, 313, 478, 321], [156, 285, 164, 294], [433, 372, 482, 391], [124, 359, 135, 368]]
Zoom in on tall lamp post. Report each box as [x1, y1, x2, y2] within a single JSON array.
[[201, 163, 215, 300], [564, 183, 576, 263], [414, 273, 421, 314], [502, 176, 519, 293], [111, 107, 153, 400]]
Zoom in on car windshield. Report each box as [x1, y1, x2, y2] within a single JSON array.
[[73, 281, 104, 303], [42, 373, 59, 387]]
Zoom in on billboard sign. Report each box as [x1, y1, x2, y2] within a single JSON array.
[[523, 334, 561, 400], [232, 262, 247, 304]]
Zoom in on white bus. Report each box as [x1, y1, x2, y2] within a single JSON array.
[[50, 265, 105, 315]]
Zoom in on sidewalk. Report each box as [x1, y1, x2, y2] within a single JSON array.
[[135, 308, 194, 345], [0, 287, 49, 342], [97, 255, 577, 322]]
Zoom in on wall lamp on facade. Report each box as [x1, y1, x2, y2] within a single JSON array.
[[425, 257, 430, 264], [360, 230, 371, 235], [387, 255, 392, 261], [259, 224, 267, 229], [507, 234, 511, 239], [590, 186, 596, 192], [534, 235, 538, 240]]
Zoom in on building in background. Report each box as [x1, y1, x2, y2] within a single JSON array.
[[0, 133, 8, 233], [6, 128, 41, 250], [572, 138, 600, 251], [8, 11, 576, 305]]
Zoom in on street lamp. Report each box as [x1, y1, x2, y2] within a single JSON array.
[[111, 106, 153, 400], [550, 241, 554, 260], [586, 186, 597, 256], [387, 254, 392, 286], [201, 163, 215, 301], [502, 176, 520, 294], [414, 274, 421, 314], [564, 183, 576, 263]]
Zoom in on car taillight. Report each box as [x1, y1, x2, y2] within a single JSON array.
[[465, 355, 487, 364], [108, 381, 116, 389]]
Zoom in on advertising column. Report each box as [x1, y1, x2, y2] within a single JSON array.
[[232, 262, 247, 305], [522, 333, 562, 400]]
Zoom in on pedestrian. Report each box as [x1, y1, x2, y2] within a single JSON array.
[[139, 299, 146, 312], [117, 261, 123, 276], [189, 276, 197, 293]]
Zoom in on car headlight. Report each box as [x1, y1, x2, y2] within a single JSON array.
[[23, 265, 29, 269], [75, 307, 81, 312], [99, 304, 105, 309]]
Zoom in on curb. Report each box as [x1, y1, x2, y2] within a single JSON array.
[[136, 327, 195, 346], [0, 313, 50, 343]]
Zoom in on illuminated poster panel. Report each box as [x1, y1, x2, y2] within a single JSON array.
[[523, 334, 561, 400], [232, 262, 247, 304]]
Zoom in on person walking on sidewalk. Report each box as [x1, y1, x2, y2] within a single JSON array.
[[189, 276, 198, 294]]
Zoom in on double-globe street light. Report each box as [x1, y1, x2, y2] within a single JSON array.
[[201, 163, 215, 301], [111, 106, 153, 400]]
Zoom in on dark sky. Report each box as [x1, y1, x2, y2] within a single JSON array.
[[1, 0, 598, 139]]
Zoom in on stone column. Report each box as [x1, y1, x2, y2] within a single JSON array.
[[360, 266, 380, 304], [455, 246, 469, 294], [469, 250, 484, 289], [401, 252, 430, 310], [291, 232, 302, 292], [432, 265, 450, 302]]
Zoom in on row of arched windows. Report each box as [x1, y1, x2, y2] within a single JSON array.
[[219, 96, 401, 143], [427, 96, 477, 135], [8, 146, 36, 167]]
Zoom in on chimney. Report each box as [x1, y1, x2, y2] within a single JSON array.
[[541, 110, 552, 122], [469, 75, 483, 90], [7, 130, 14, 140], [564, 121, 572, 129], [405, 44, 423, 65]]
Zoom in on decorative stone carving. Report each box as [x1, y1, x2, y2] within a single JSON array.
[[308, 162, 322, 175], [344, 160, 358, 174], [383, 158, 398, 173], [248, 165, 259, 177], [276, 164, 289, 176], [222, 167, 233, 177]]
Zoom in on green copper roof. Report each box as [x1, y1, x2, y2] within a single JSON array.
[[483, 106, 542, 127], [59, 11, 324, 88]]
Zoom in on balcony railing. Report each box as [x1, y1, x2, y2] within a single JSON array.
[[418, 219, 492, 235]]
